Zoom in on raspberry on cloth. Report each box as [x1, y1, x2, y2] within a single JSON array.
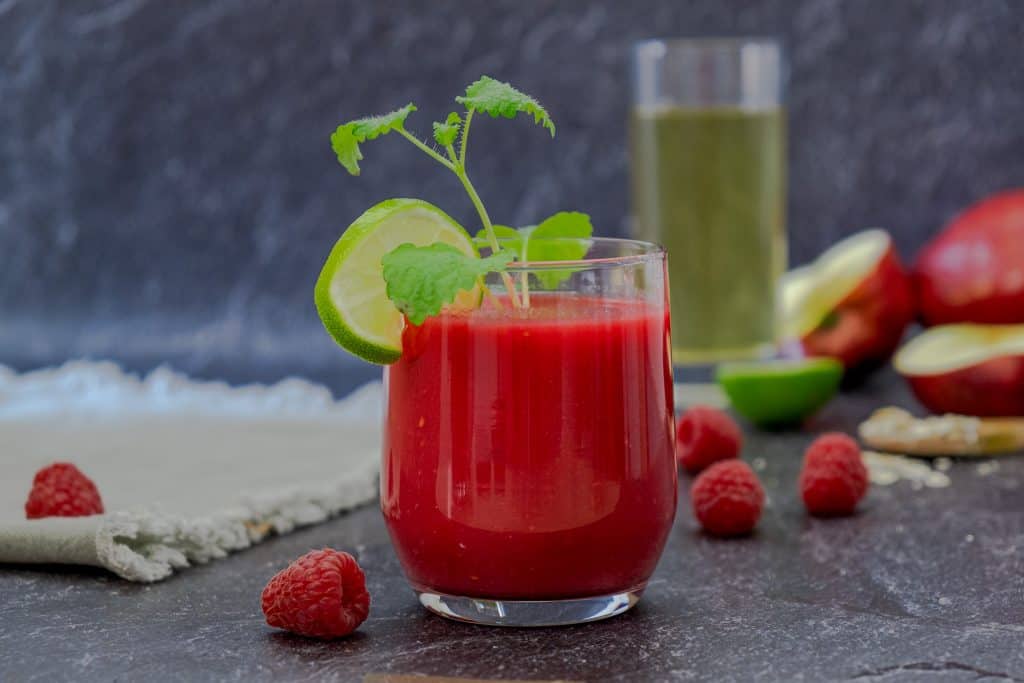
[[0, 361, 381, 582], [25, 462, 105, 519]]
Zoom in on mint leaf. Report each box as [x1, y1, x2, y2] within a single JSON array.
[[528, 212, 593, 260], [527, 212, 593, 289], [474, 225, 523, 258], [432, 112, 461, 147], [381, 243, 513, 325], [331, 103, 417, 175], [473, 213, 593, 289], [475, 214, 592, 261], [456, 76, 555, 137]]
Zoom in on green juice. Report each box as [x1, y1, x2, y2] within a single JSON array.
[[630, 106, 786, 363]]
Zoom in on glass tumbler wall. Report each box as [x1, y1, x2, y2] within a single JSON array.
[[381, 238, 677, 627], [630, 38, 787, 364]]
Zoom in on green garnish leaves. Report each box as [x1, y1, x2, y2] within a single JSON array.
[[474, 212, 593, 289], [330, 76, 566, 316], [456, 76, 555, 137], [530, 212, 593, 260], [475, 225, 524, 255], [526, 212, 594, 288], [382, 243, 513, 325], [432, 112, 462, 147], [331, 103, 417, 175]]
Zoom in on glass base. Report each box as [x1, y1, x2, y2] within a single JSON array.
[[416, 588, 643, 627]]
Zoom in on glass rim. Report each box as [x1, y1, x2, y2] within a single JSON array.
[[633, 36, 782, 52], [485, 236, 666, 272]]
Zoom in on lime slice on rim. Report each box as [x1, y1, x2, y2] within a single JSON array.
[[716, 357, 843, 427], [314, 198, 478, 364]]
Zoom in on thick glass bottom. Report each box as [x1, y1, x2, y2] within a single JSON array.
[[416, 588, 644, 627]]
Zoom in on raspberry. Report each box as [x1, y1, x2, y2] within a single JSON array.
[[261, 548, 370, 639], [690, 460, 764, 537], [676, 405, 743, 474], [25, 462, 104, 519], [799, 432, 869, 517]]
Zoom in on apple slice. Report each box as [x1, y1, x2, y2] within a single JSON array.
[[894, 324, 1024, 416], [781, 229, 915, 378]]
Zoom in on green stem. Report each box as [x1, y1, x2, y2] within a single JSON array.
[[397, 128, 455, 171], [448, 143, 504, 307], [400, 118, 523, 308], [456, 168, 522, 308], [459, 110, 473, 166], [456, 171, 495, 248]]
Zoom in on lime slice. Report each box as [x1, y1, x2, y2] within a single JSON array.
[[314, 198, 478, 364], [716, 358, 843, 427]]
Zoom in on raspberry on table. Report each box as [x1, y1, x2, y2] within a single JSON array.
[[261, 548, 370, 639], [799, 432, 869, 517], [690, 460, 765, 537], [24, 462, 104, 519], [676, 405, 743, 474]]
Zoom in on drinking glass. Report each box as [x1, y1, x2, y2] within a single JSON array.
[[630, 37, 787, 364], [381, 238, 677, 626]]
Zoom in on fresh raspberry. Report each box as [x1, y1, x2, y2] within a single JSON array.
[[799, 432, 869, 517], [261, 548, 370, 639], [676, 405, 743, 474], [25, 462, 104, 519], [690, 460, 764, 537]]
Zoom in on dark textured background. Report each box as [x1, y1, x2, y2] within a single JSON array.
[[2, 0, 1023, 381]]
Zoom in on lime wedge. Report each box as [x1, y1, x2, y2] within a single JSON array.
[[314, 198, 478, 364], [716, 358, 843, 427]]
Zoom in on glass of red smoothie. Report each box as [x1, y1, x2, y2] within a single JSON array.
[[381, 237, 676, 626]]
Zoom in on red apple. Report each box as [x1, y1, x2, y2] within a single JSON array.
[[914, 189, 1024, 326], [781, 229, 915, 378], [894, 324, 1024, 416]]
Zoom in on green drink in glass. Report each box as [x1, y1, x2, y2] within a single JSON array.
[[630, 38, 787, 364]]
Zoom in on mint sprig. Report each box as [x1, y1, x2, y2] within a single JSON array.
[[331, 76, 570, 319], [382, 244, 513, 325]]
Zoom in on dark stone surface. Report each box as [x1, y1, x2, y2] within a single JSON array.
[[2, 2, 1024, 678], [2, 370, 1023, 682], [3, 0, 1024, 376]]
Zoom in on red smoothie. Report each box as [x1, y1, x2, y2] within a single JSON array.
[[382, 294, 676, 600]]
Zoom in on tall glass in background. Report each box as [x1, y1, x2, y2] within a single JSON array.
[[630, 38, 787, 365]]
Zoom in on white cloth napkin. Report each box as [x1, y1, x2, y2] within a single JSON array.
[[0, 361, 382, 582]]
